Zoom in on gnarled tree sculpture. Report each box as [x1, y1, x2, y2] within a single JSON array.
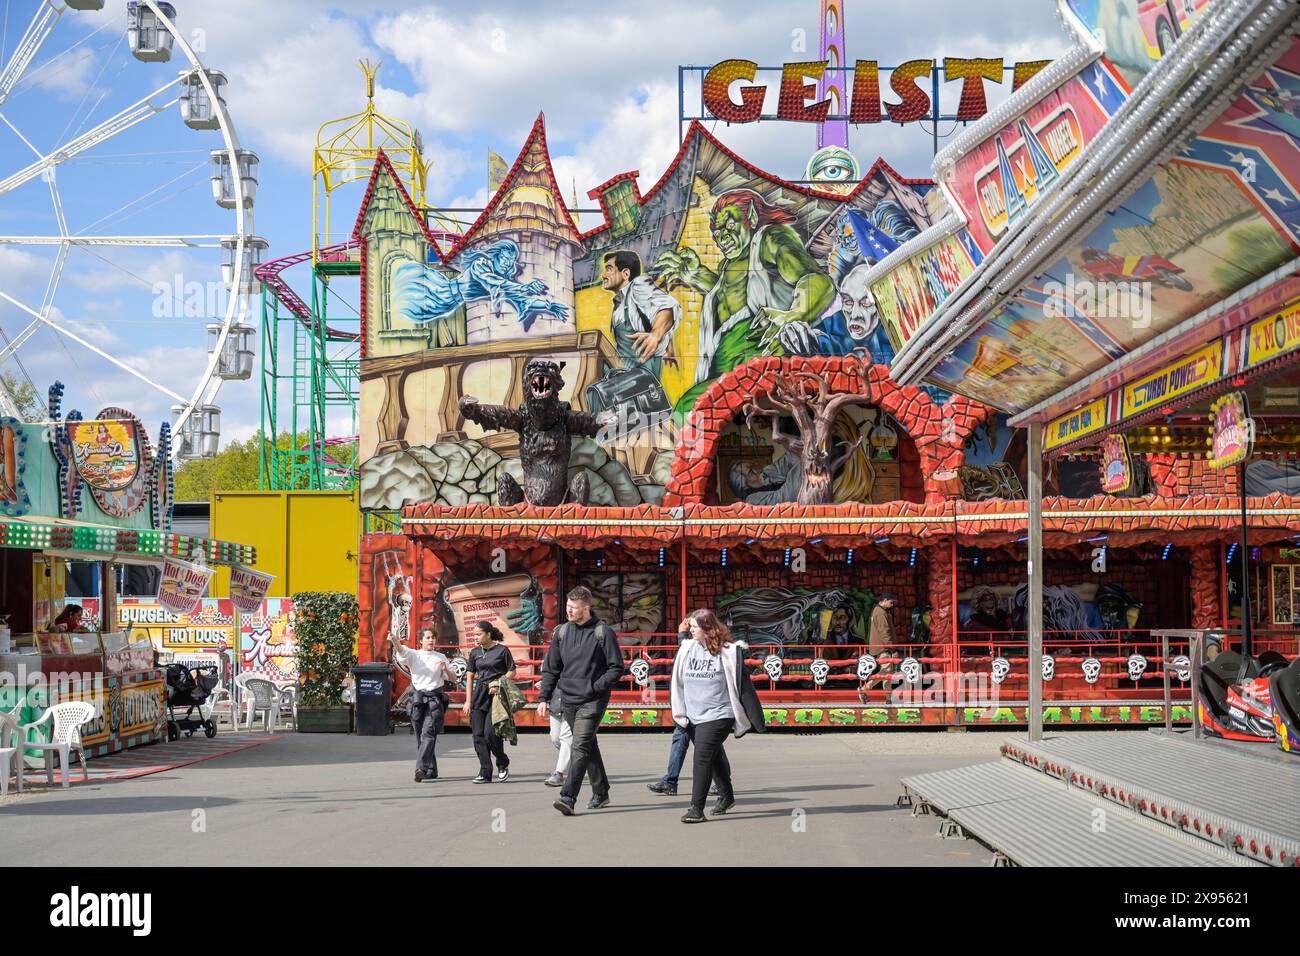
[[742, 356, 874, 506]]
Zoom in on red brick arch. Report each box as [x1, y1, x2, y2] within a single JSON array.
[[662, 356, 995, 506]]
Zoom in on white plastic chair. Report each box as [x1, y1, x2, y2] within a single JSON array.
[[0, 702, 23, 797], [20, 701, 96, 788], [232, 672, 256, 727], [241, 678, 280, 732], [277, 684, 297, 730], [203, 686, 238, 732]]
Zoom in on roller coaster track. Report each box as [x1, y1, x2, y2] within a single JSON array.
[[256, 227, 461, 344], [254, 240, 361, 342]]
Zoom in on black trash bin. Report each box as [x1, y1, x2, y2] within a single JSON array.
[[353, 662, 393, 736]]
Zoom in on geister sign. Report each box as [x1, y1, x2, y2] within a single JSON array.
[[703, 57, 1049, 125]]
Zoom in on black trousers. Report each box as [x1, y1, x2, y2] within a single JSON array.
[[687, 718, 735, 811], [559, 696, 610, 802], [470, 705, 509, 777], [409, 691, 445, 775]]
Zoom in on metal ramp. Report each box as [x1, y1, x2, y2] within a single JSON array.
[[901, 751, 1264, 867], [1001, 732, 1300, 867]]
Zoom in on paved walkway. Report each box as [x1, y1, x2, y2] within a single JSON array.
[[0, 730, 1014, 866]]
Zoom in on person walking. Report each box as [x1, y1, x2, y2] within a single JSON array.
[[544, 679, 573, 788], [390, 627, 456, 783], [669, 608, 765, 823], [647, 624, 729, 797], [537, 586, 626, 816], [462, 621, 517, 784], [869, 592, 899, 676]]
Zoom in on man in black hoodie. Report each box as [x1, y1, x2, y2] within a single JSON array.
[[538, 585, 627, 816]]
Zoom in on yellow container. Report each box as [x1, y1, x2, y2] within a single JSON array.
[[209, 490, 360, 597]]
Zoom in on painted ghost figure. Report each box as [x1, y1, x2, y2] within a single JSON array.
[[778, 262, 896, 362]]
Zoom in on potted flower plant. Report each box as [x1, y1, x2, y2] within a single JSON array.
[[293, 591, 359, 732]]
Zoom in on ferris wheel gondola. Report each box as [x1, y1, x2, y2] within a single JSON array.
[[0, 0, 259, 461]]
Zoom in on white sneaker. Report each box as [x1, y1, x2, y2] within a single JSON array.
[[497, 767, 510, 782]]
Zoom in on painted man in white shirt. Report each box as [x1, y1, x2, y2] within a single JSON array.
[[601, 250, 680, 378], [390, 627, 456, 783]]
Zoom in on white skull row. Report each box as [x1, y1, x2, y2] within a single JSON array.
[[856, 654, 878, 681], [450, 656, 468, 681], [629, 658, 651, 686], [1127, 653, 1148, 681], [1170, 655, 1192, 682], [809, 658, 831, 686], [762, 654, 783, 682]]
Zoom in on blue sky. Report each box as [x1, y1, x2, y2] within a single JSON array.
[[0, 0, 1068, 449]]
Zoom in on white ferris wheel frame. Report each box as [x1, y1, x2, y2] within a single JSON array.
[[0, 0, 252, 459]]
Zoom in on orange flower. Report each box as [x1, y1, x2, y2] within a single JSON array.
[[298, 674, 307, 685]]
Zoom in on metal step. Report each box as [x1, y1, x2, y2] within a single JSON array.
[[902, 761, 1254, 867], [1003, 732, 1300, 866]]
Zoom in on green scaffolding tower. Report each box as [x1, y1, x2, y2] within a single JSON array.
[[258, 246, 361, 490]]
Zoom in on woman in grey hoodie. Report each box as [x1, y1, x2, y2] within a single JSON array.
[[668, 608, 765, 823]]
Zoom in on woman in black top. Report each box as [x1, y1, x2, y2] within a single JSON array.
[[462, 621, 517, 783]]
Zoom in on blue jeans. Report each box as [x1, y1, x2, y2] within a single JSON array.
[[661, 723, 729, 788]]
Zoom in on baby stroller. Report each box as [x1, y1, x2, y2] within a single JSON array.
[[164, 663, 219, 740]]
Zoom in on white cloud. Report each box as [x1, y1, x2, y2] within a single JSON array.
[[25, 45, 99, 100]]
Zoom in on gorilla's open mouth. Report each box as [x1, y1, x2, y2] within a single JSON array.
[[529, 373, 555, 400]]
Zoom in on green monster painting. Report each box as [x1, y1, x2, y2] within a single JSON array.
[[654, 188, 833, 422]]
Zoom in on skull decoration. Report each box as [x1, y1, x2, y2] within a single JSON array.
[[1041, 655, 1056, 682], [449, 656, 469, 683], [1126, 653, 1148, 681], [762, 654, 783, 682], [991, 657, 1010, 685], [809, 657, 831, 686], [856, 654, 879, 682], [629, 658, 651, 687], [900, 657, 922, 685], [1170, 655, 1192, 682], [1082, 657, 1102, 684]]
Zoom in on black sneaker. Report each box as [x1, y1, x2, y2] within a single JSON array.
[[646, 781, 677, 796], [472, 774, 491, 784], [711, 795, 736, 815], [553, 798, 576, 816], [681, 806, 708, 824], [587, 793, 610, 810], [497, 767, 510, 782], [414, 769, 425, 783]]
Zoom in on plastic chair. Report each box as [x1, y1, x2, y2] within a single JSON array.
[[203, 686, 238, 732], [232, 672, 258, 727], [242, 678, 280, 732], [20, 701, 96, 788], [0, 702, 23, 796], [277, 684, 297, 730]]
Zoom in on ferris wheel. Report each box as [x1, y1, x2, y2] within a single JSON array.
[[0, 0, 261, 460]]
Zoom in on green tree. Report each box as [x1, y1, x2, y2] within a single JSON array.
[[173, 432, 357, 500], [0, 370, 44, 421]]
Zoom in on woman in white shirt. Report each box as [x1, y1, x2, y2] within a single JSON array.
[[390, 627, 455, 782], [669, 608, 764, 823]]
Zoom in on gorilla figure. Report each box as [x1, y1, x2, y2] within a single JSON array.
[[459, 359, 613, 506]]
